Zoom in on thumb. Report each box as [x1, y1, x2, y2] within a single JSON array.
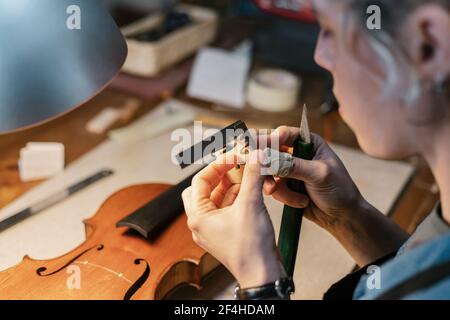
[[237, 149, 266, 201], [288, 157, 326, 183]]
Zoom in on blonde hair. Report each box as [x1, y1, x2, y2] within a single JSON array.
[[347, 0, 450, 106]]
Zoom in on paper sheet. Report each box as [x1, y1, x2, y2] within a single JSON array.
[[187, 47, 251, 108]]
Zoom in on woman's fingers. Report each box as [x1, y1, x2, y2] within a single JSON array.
[[210, 176, 233, 207], [181, 187, 192, 215], [287, 157, 328, 184], [191, 153, 237, 213], [263, 176, 277, 195], [275, 127, 327, 150], [274, 126, 302, 147], [259, 127, 327, 155], [271, 179, 310, 208], [258, 126, 301, 149], [220, 184, 241, 208], [237, 150, 266, 202]]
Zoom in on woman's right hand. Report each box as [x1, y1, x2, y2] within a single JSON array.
[[262, 126, 366, 231]]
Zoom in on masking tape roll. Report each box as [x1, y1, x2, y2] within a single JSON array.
[[247, 69, 301, 112]]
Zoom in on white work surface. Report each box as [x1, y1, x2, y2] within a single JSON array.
[[0, 100, 415, 300]]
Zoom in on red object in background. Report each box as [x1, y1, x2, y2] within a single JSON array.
[[253, 0, 316, 23]]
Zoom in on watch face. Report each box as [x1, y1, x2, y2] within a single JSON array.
[[0, 0, 127, 133], [276, 277, 295, 297]]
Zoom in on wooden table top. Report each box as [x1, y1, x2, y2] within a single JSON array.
[[0, 67, 327, 211], [0, 89, 162, 210], [0, 99, 415, 299]]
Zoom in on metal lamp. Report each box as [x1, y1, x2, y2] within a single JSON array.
[[0, 0, 128, 133]]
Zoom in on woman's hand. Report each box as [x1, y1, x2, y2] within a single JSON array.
[[262, 127, 408, 266], [263, 126, 365, 231], [182, 151, 286, 289]]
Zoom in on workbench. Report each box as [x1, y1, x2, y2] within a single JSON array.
[[0, 100, 415, 300]]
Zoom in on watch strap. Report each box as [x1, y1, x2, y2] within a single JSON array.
[[234, 277, 295, 300]]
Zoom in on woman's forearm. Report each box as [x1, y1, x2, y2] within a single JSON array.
[[326, 200, 409, 267]]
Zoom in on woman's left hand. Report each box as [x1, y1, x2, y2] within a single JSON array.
[[182, 151, 285, 289]]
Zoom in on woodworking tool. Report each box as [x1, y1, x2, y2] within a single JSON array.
[[278, 105, 315, 277], [0, 169, 114, 233]]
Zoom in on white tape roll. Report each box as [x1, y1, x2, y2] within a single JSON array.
[[247, 69, 301, 112]]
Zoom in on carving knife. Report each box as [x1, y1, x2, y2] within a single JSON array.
[[278, 105, 315, 277]]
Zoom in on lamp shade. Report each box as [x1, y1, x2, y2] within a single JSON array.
[[0, 0, 128, 133]]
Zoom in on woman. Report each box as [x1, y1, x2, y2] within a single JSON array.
[[182, 0, 450, 300]]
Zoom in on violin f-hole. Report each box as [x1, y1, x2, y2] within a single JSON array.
[[36, 244, 105, 277], [123, 259, 151, 300]]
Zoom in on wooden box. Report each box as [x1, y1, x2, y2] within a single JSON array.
[[120, 4, 218, 77]]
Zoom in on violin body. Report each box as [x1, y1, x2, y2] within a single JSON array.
[[0, 184, 219, 299]]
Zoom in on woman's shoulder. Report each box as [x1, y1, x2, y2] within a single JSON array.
[[397, 204, 450, 255], [354, 232, 450, 300], [402, 277, 450, 300]]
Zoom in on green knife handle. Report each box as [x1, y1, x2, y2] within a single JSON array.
[[278, 139, 314, 277]]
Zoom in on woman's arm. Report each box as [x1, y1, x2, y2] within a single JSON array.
[[181, 128, 409, 289], [263, 127, 409, 266], [322, 199, 408, 266]]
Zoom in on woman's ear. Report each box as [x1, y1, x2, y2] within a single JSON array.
[[402, 4, 450, 77], [399, 4, 449, 125]]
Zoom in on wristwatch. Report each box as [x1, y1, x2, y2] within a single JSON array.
[[234, 277, 295, 300]]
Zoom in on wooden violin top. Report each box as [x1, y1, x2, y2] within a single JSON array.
[[0, 183, 219, 300]]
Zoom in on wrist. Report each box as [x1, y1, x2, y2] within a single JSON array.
[[325, 197, 383, 251], [323, 196, 371, 233], [235, 277, 295, 300], [234, 253, 286, 289]]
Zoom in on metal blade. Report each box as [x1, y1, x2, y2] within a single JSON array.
[[300, 104, 311, 144]]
